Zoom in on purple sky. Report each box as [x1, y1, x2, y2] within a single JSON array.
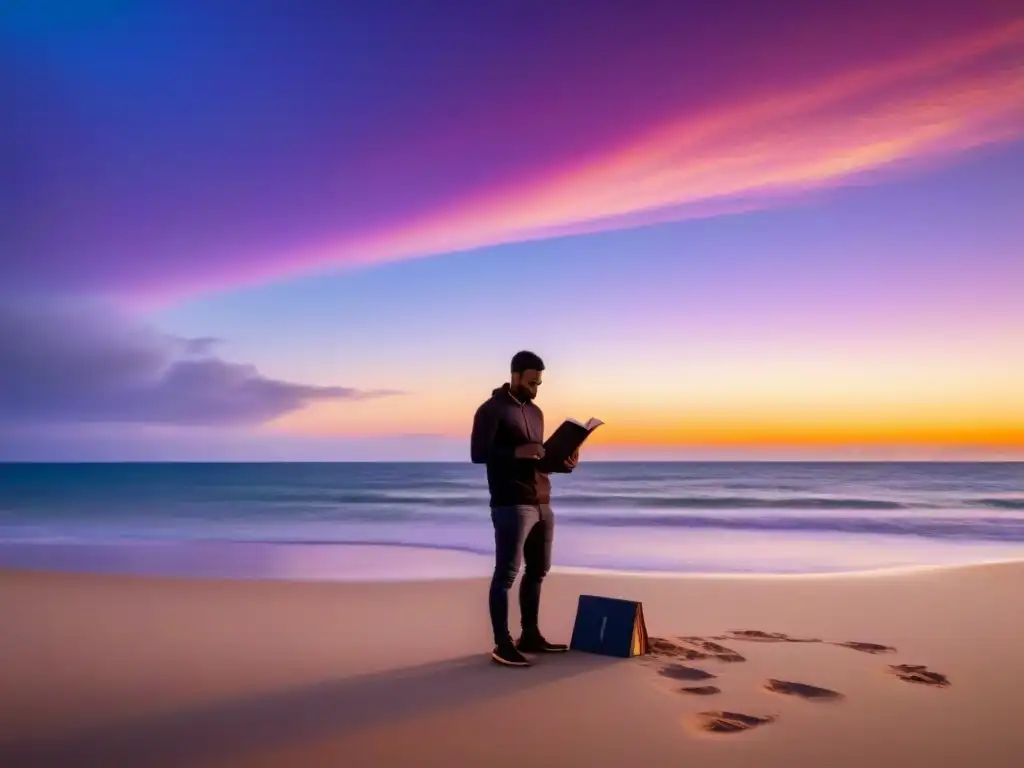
[[1, 0, 1022, 460]]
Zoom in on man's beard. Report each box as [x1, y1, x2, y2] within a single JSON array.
[[513, 385, 535, 402]]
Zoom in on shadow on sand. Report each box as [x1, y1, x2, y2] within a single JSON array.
[[0, 652, 617, 767]]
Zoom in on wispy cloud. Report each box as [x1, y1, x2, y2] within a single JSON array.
[[310, 20, 1023, 273], [0, 301, 401, 426]]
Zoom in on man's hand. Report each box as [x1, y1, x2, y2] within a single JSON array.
[[564, 449, 579, 470], [514, 443, 545, 460]]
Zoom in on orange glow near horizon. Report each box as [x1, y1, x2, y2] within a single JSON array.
[[585, 420, 1024, 450], [270, 393, 1024, 455], [266, 329, 1024, 456], [267, 412, 1024, 455]]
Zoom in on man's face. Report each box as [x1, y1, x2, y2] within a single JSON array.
[[512, 369, 543, 400]]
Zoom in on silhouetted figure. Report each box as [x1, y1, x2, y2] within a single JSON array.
[[470, 350, 578, 666]]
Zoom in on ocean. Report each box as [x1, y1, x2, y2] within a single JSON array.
[[0, 462, 1021, 581]]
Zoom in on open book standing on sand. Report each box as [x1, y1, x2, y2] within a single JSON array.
[[543, 417, 603, 463]]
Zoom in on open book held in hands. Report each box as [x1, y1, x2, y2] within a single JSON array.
[[543, 417, 604, 463]]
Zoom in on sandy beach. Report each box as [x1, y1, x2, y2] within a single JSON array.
[[1, 556, 1021, 767]]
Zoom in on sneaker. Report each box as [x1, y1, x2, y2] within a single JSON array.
[[516, 631, 570, 653], [491, 641, 532, 666]]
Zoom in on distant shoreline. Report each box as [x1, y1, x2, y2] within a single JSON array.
[[1, 540, 1021, 585]]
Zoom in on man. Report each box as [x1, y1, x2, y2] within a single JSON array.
[[470, 350, 579, 666]]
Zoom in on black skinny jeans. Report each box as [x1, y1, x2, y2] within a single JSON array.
[[488, 504, 554, 646]]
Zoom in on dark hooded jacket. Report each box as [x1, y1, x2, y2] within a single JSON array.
[[470, 383, 570, 507]]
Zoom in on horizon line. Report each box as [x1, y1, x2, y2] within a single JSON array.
[[1, 459, 1021, 465]]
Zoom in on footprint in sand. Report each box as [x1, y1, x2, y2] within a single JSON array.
[[679, 685, 721, 696], [833, 640, 897, 654], [888, 664, 950, 687], [676, 636, 746, 662], [690, 711, 776, 734], [763, 678, 845, 701], [718, 630, 822, 644], [649, 635, 747, 663], [658, 663, 717, 682], [649, 637, 714, 662]]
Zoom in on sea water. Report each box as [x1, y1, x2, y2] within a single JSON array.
[[0, 462, 1021, 581]]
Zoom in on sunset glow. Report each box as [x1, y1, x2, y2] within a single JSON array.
[[3, 0, 1022, 460]]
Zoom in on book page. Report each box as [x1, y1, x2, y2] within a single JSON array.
[[566, 417, 604, 431]]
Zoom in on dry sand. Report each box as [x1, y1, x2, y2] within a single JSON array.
[[1, 559, 1022, 767]]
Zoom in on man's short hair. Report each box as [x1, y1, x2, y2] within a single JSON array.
[[511, 350, 545, 373]]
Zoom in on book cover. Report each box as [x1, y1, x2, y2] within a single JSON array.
[[543, 417, 603, 463], [569, 594, 649, 658]]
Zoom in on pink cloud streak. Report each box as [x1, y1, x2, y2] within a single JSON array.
[[154, 19, 1022, 305], [331, 21, 1024, 260]]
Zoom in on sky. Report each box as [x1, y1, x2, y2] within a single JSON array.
[[1, 0, 1022, 461]]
